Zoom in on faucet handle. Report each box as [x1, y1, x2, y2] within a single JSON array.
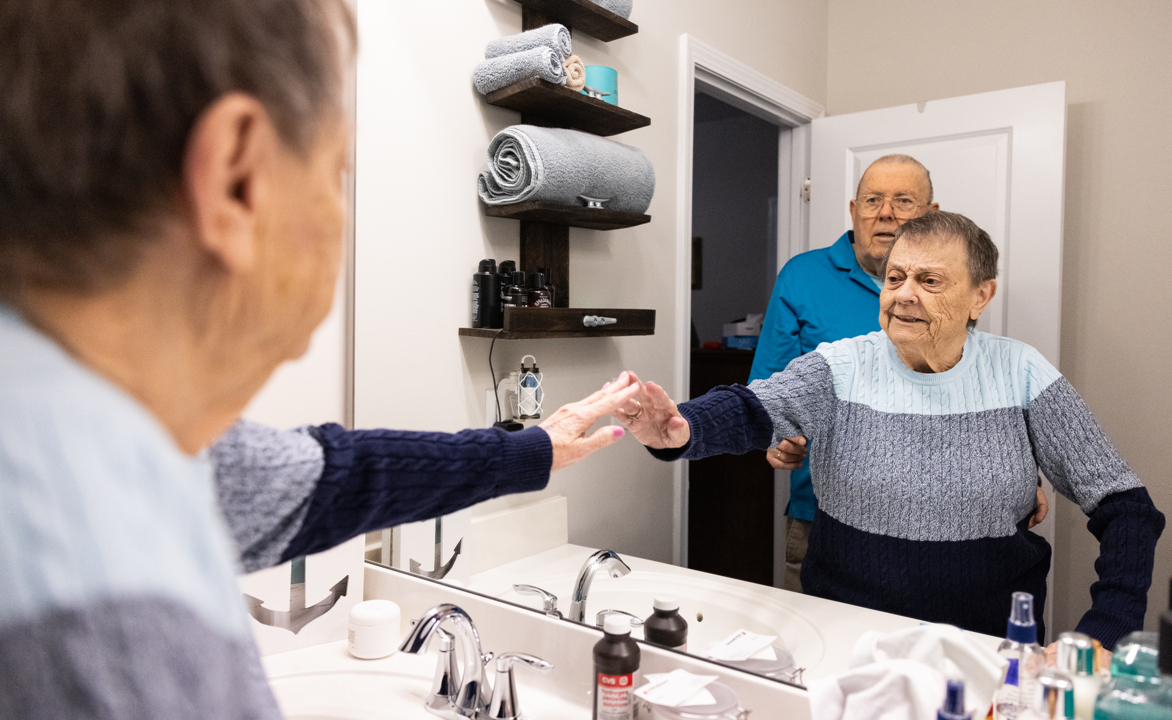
[[512, 584, 563, 618], [486, 652, 554, 720]]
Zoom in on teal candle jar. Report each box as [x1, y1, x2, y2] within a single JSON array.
[[583, 66, 618, 106]]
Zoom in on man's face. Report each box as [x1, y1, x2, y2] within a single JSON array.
[[253, 116, 349, 363], [849, 163, 936, 272]]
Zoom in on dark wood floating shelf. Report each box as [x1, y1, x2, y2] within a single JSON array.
[[515, 0, 637, 42], [460, 307, 655, 339], [486, 78, 650, 137], [484, 200, 650, 230]]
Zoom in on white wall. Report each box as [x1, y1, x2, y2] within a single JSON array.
[[826, 0, 1172, 633], [352, 0, 827, 563], [691, 108, 779, 345]]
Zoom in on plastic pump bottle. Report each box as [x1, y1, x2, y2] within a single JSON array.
[[940, 679, 973, 720], [994, 592, 1048, 720]]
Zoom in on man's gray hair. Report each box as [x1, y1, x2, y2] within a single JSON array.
[[0, 0, 356, 298], [886, 211, 998, 328], [857, 154, 934, 203]]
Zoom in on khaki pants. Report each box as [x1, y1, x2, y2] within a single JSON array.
[[783, 516, 811, 594]]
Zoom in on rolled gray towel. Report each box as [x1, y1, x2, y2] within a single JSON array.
[[478, 125, 655, 213], [473, 47, 566, 95], [589, 0, 633, 19], [485, 24, 572, 60]]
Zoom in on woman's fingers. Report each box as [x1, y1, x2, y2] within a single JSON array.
[[582, 379, 642, 421]]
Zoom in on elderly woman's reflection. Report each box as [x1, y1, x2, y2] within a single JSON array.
[[621, 211, 1163, 650]]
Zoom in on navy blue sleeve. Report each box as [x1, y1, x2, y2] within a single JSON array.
[[645, 384, 775, 463], [281, 425, 552, 560], [1074, 487, 1165, 649]]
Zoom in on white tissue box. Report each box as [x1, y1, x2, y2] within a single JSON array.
[[722, 313, 764, 338]]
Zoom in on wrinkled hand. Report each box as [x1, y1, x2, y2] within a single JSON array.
[[540, 372, 643, 472], [611, 371, 691, 450], [767, 437, 807, 470], [1029, 486, 1049, 529]]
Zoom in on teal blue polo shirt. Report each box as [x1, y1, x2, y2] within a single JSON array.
[[747, 231, 881, 522]]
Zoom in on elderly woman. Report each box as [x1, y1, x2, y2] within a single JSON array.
[[622, 211, 1163, 648]]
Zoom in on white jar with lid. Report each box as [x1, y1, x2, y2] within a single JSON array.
[[348, 600, 401, 659]]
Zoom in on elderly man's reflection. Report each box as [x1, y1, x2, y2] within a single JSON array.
[[621, 211, 1163, 651]]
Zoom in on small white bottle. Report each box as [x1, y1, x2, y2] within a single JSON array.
[[1055, 632, 1100, 720], [994, 592, 1048, 720]]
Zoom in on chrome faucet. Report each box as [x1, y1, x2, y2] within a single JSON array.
[[400, 604, 490, 719], [569, 549, 632, 623]]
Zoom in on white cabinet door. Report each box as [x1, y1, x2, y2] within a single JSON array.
[[809, 81, 1066, 364]]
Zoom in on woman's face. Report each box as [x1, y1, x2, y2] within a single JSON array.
[[879, 234, 995, 358]]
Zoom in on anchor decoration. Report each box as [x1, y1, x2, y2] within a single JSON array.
[[243, 556, 349, 635], [409, 517, 463, 580]]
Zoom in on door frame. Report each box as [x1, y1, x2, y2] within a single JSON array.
[[673, 35, 823, 570]]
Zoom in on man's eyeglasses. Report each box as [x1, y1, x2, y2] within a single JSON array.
[[855, 194, 923, 219]]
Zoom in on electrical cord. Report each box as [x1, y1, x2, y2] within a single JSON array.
[[489, 328, 505, 423]]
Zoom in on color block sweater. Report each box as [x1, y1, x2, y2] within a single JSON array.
[[653, 330, 1164, 647], [0, 305, 552, 719]]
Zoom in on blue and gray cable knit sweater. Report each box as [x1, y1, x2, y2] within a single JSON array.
[[652, 329, 1164, 647]]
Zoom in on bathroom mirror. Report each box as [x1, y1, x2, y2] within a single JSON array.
[[340, 0, 1160, 689]]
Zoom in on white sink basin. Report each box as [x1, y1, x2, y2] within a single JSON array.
[[264, 641, 588, 720], [491, 570, 826, 675]]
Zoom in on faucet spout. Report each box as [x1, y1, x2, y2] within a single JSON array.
[[399, 604, 486, 719], [569, 549, 631, 623]]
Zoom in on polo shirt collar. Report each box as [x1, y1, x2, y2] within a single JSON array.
[[829, 231, 881, 297]]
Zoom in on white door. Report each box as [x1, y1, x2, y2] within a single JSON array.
[[809, 81, 1065, 363], [808, 81, 1066, 637]]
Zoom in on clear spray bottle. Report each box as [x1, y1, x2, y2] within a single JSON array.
[[994, 592, 1048, 720]]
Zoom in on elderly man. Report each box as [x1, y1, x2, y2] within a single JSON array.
[[753, 155, 1047, 592], [0, 1, 641, 717], [622, 211, 1163, 648]]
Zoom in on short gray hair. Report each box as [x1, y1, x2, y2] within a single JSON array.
[[857, 154, 934, 204], [886, 211, 998, 328], [0, 0, 356, 298]]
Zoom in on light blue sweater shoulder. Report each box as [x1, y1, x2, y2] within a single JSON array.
[[813, 329, 1063, 416], [0, 306, 248, 640]]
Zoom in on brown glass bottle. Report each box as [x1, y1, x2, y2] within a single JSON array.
[[643, 595, 688, 651], [593, 615, 640, 720], [528, 272, 552, 309]]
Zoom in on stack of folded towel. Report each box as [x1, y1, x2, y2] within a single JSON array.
[[588, 0, 633, 19], [477, 125, 655, 213], [474, 24, 573, 95]]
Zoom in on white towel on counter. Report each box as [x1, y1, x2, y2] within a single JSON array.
[[473, 46, 566, 95], [809, 624, 1008, 720], [477, 125, 655, 213], [485, 23, 572, 60]]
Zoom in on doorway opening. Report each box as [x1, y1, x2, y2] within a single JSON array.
[[687, 92, 778, 585], [672, 35, 824, 585]]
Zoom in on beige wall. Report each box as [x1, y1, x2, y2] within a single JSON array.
[[352, 1, 827, 563], [826, 0, 1172, 632]]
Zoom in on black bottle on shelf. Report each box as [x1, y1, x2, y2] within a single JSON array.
[[539, 266, 558, 306], [498, 260, 517, 306], [593, 615, 640, 720], [528, 272, 552, 308], [643, 595, 688, 651], [471, 259, 502, 328], [502, 271, 529, 312]]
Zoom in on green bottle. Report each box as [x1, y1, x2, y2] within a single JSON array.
[[1092, 579, 1172, 720]]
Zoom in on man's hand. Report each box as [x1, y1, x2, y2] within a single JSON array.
[[1030, 486, 1049, 529], [767, 437, 807, 470], [540, 372, 642, 472], [612, 371, 691, 450]]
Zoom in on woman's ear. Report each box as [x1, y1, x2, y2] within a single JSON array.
[[181, 93, 279, 273], [970, 278, 997, 322]]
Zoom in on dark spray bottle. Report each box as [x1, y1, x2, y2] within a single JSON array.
[[471, 259, 501, 328]]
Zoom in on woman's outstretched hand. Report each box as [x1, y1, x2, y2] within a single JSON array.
[[540, 371, 643, 472], [612, 371, 691, 450]]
